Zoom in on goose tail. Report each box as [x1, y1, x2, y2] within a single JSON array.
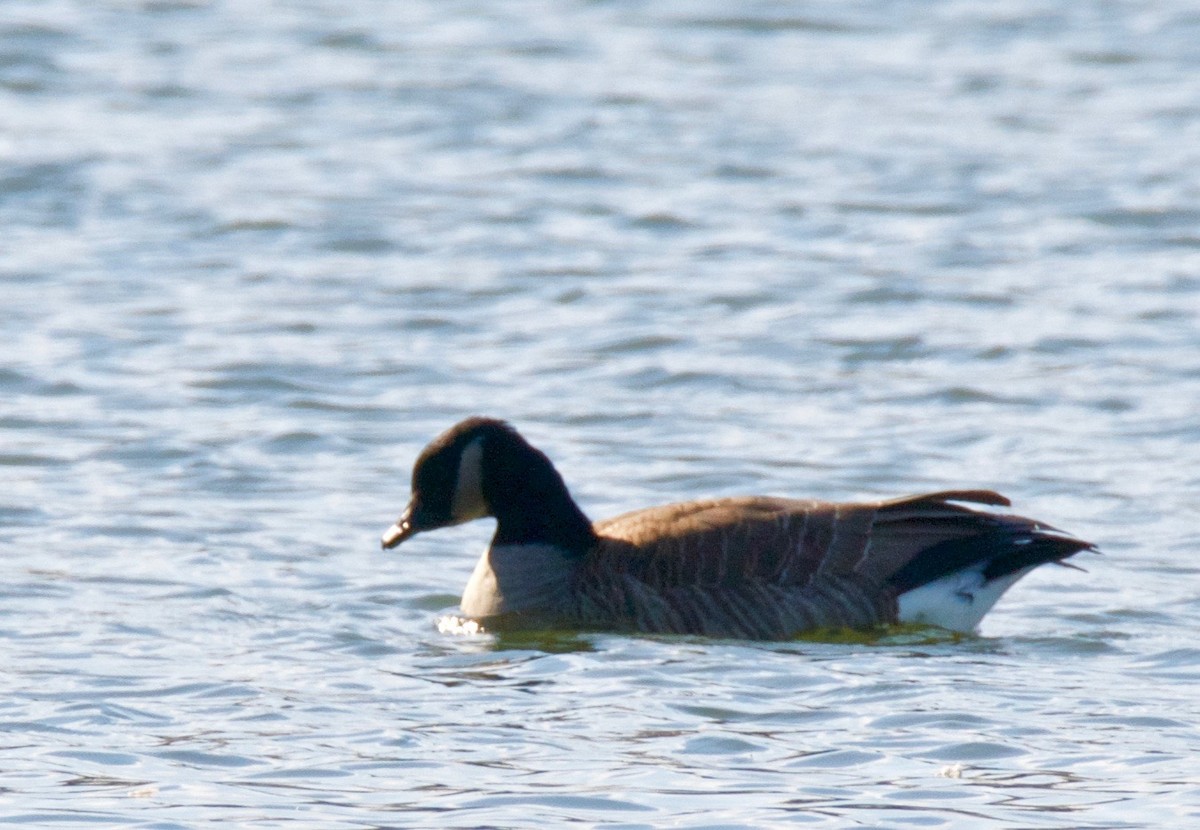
[[890, 521, 1095, 633]]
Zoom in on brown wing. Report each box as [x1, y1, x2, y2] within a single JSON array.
[[590, 489, 1012, 589], [569, 489, 1077, 637], [592, 496, 858, 587]]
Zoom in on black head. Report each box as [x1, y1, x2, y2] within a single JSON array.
[[380, 417, 595, 551], [380, 417, 512, 549]]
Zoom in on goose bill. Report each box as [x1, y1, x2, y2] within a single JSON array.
[[381, 509, 417, 549]]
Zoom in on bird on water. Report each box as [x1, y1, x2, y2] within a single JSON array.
[[381, 417, 1092, 639]]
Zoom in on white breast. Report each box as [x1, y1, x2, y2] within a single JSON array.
[[460, 543, 579, 619]]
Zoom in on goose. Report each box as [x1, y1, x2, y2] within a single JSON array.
[[380, 417, 1092, 638]]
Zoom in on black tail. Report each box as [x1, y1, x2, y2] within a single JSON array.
[[888, 522, 1095, 594]]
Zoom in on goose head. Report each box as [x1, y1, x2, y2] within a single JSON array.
[[380, 417, 595, 552]]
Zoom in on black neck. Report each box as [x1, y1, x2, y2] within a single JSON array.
[[482, 434, 596, 553]]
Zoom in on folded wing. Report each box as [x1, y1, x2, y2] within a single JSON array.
[[580, 490, 1089, 636]]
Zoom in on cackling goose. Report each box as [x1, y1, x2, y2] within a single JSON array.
[[381, 417, 1093, 638]]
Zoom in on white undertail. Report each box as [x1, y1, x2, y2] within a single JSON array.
[[896, 564, 1039, 633]]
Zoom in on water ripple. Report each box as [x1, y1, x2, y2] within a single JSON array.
[[3, 0, 1200, 827]]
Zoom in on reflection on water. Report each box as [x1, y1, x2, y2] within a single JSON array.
[[3, 0, 1200, 826]]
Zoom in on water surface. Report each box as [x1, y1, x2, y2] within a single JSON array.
[[3, 0, 1200, 826]]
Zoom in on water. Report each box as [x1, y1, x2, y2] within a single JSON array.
[[3, 0, 1200, 826]]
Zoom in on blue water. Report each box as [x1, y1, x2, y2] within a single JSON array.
[[3, 1, 1200, 826]]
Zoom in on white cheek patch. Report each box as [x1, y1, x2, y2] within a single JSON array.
[[451, 436, 488, 522]]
